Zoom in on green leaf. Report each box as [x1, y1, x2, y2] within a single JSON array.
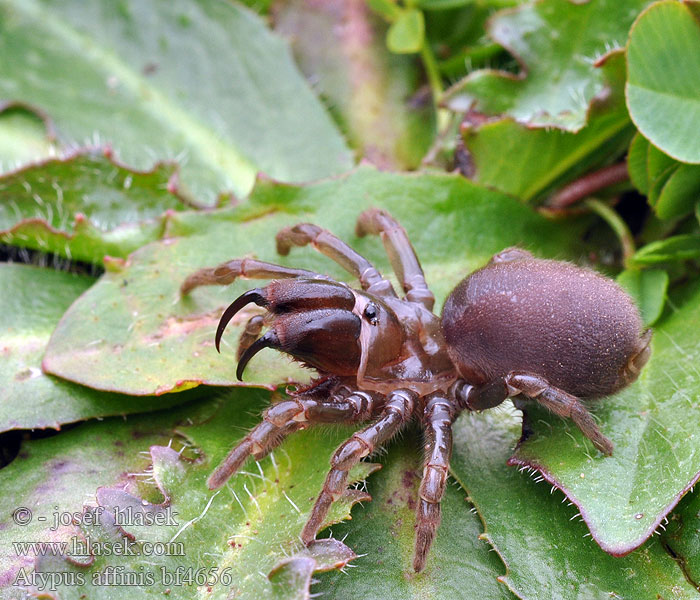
[[626, 0, 700, 164], [315, 435, 514, 599], [0, 153, 191, 264], [42, 167, 587, 395], [616, 267, 668, 326], [3, 392, 376, 598], [0, 264, 187, 432], [268, 540, 358, 599], [630, 234, 700, 265], [655, 164, 700, 220], [417, 0, 475, 9], [462, 117, 631, 202], [387, 9, 425, 54], [460, 52, 632, 202], [0, 106, 55, 168], [647, 164, 678, 212], [0, 399, 185, 591], [628, 133, 700, 219], [0, 0, 352, 202], [642, 139, 680, 212], [510, 279, 700, 556], [661, 487, 700, 587], [627, 132, 650, 195], [450, 409, 697, 599], [427, 2, 506, 80], [367, 0, 402, 21], [646, 141, 677, 187], [444, 0, 653, 131]]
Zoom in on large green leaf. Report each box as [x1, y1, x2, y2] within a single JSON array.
[[450, 409, 697, 599], [42, 167, 586, 395], [462, 115, 631, 203], [2, 391, 375, 598], [0, 0, 352, 202], [315, 434, 515, 600], [460, 51, 632, 202], [626, 0, 700, 164], [510, 279, 700, 556], [0, 153, 191, 264], [444, 0, 653, 131], [0, 264, 186, 432], [616, 267, 668, 327]]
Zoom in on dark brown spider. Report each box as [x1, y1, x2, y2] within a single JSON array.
[[181, 209, 651, 572]]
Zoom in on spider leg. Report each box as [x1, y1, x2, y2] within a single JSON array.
[[414, 395, 455, 572], [301, 389, 416, 544], [207, 389, 382, 490], [512, 397, 535, 444], [356, 208, 435, 311], [236, 315, 264, 360], [181, 258, 326, 295], [463, 373, 613, 455], [506, 373, 613, 455], [275, 223, 397, 298]]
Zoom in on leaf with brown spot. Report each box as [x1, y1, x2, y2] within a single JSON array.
[[0, 263, 189, 432]]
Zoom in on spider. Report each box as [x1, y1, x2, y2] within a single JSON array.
[[181, 208, 651, 572]]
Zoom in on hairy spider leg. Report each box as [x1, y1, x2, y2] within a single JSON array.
[[512, 397, 536, 442], [466, 372, 613, 455], [508, 373, 614, 455], [180, 257, 327, 295], [275, 223, 397, 298], [414, 395, 456, 572], [301, 389, 416, 545], [356, 208, 435, 311], [237, 315, 264, 360], [207, 389, 382, 490]]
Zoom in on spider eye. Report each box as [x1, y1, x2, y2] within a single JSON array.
[[363, 302, 379, 325]]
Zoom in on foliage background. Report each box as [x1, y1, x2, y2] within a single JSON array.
[[1, 0, 700, 598]]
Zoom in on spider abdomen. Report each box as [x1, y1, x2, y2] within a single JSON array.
[[441, 255, 647, 398]]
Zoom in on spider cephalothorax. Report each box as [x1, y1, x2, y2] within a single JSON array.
[[181, 209, 651, 572]]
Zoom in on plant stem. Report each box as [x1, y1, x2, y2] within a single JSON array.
[[585, 198, 636, 268], [420, 42, 449, 132], [548, 162, 629, 210]]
